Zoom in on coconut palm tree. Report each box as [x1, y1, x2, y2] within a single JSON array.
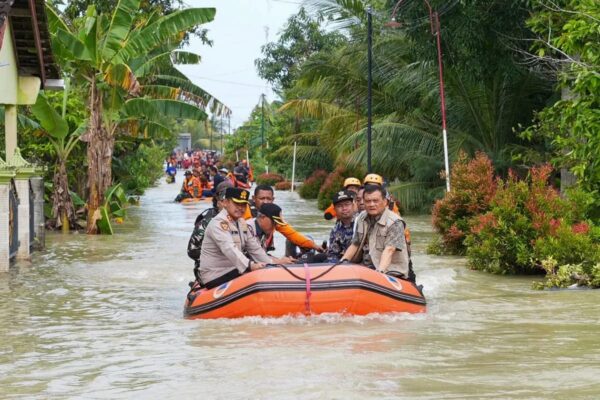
[[45, 0, 229, 233]]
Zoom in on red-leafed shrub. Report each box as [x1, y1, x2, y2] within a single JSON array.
[[256, 173, 285, 186], [431, 151, 496, 254], [465, 164, 599, 275], [317, 165, 366, 210], [299, 169, 328, 199], [274, 181, 292, 191]]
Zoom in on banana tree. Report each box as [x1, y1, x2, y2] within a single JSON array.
[[30, 92, 85, 232], [45, 0, 229, 233]]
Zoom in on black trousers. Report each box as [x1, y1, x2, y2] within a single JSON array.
[[204, 268, 247, 289]]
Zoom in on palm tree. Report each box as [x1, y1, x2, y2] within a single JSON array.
[[279, 1, 552, 210], [46, 0, 229, 233]]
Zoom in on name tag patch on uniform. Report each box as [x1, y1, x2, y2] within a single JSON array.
[[220, 221, 229, 231]]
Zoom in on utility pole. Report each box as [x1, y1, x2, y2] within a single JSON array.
[[260, 94, 265, 148], [367, 6, 373, 174], [220, 115, 224, 155]]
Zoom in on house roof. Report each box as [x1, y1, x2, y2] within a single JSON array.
[[1, 0, 60, 86]]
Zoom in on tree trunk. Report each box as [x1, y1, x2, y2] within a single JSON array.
[[86, 79, 114, 234], [52, 159, 76, 232], [560, 78, 577, 194]]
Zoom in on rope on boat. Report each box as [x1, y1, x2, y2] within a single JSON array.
[[273, 262, 341, 282]]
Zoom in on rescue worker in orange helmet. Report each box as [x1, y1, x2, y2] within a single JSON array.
[[323, 177, 361, 220]]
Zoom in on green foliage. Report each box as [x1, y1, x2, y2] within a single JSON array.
[[96, 183, 129, 235], [431, 152, 496, 254], [533, 220, 600, 268], [533, 259, 600, 290], [525, 0, 600, 218], [256, 173, 285, 186], [113, 141, 167, 195], [465, 164, 599, 275], [299, 169, 328, 199], [255, 7, 345, 92], [316, 164, 364, 210]]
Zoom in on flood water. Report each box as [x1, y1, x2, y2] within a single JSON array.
[[1, 179, 599, 399]]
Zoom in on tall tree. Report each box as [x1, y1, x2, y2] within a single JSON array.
[[46, 0, 228, 233], [255, 7, 345, 93]]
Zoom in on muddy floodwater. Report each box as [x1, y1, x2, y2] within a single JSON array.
[[1, 179, 599, 399]]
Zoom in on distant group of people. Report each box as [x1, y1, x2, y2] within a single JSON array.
[[167, 147, 255, 202], [186, 172, 415, 291]]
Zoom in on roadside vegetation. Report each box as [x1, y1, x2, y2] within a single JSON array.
[[226, 0, 599, 288], [0, 0, 229, 234]]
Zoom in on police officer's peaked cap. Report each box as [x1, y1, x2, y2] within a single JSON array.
[[225, 187, 250, 204], [333, 189, 356, 205]]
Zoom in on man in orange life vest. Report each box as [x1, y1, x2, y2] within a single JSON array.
[[175, 170, 202, 202]]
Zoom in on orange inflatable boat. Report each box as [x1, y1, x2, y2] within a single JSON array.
[[184, 263, 426, 319], [180, 197, 211, 204]]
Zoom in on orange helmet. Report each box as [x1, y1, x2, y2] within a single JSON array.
[[363, 173, 383, 185], [343, 177, 361, 188]]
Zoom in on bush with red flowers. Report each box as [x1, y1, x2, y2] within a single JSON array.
[[256, 173, 285, 186], [431, 151, 496, 254], [464, 164, 599, 275], [298, 169, 328, 199], [274, 181, 292, 191]]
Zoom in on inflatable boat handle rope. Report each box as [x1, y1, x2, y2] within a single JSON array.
[[269, 262, 341, 282], [267, 262, 342, 315]]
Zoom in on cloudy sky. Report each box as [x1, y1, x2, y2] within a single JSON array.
[[177, 0, 302, 128]]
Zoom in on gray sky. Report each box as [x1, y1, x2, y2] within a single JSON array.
[[178, 0, 302, 128]]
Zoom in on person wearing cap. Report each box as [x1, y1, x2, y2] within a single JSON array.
[[326, 190, 357, 262], [323, 177, 361, 220], [211, 167, 229, 194], [187, 181, 234, 284], [247, 203, 295, 264], [244, 185, 324, 253], [199, 187, 274, 289], [341, 185, 413, 281]]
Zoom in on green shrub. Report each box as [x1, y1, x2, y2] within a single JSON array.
[[256, 173, 285, 186], [317, 164, 367, 209], [299, 169, 328, 199], [113, 143, 165, 195], [317, 167, 345, 210], [465, 164, 600, 275], [431, 151, 496, 254]]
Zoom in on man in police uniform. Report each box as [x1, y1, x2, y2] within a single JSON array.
[[326, 190, 357, 262], [341, 185, 412, 280], [199, 187, 273, 289]]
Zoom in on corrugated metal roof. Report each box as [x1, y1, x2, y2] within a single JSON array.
[[2, 0, 60, 86]]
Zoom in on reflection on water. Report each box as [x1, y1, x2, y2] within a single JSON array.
[[1, 180, 599, 399]]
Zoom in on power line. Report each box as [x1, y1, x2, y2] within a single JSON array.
[[186, 74, 268, 88]]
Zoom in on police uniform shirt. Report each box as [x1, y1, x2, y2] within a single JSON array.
[[199, 209, 271, 284]]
